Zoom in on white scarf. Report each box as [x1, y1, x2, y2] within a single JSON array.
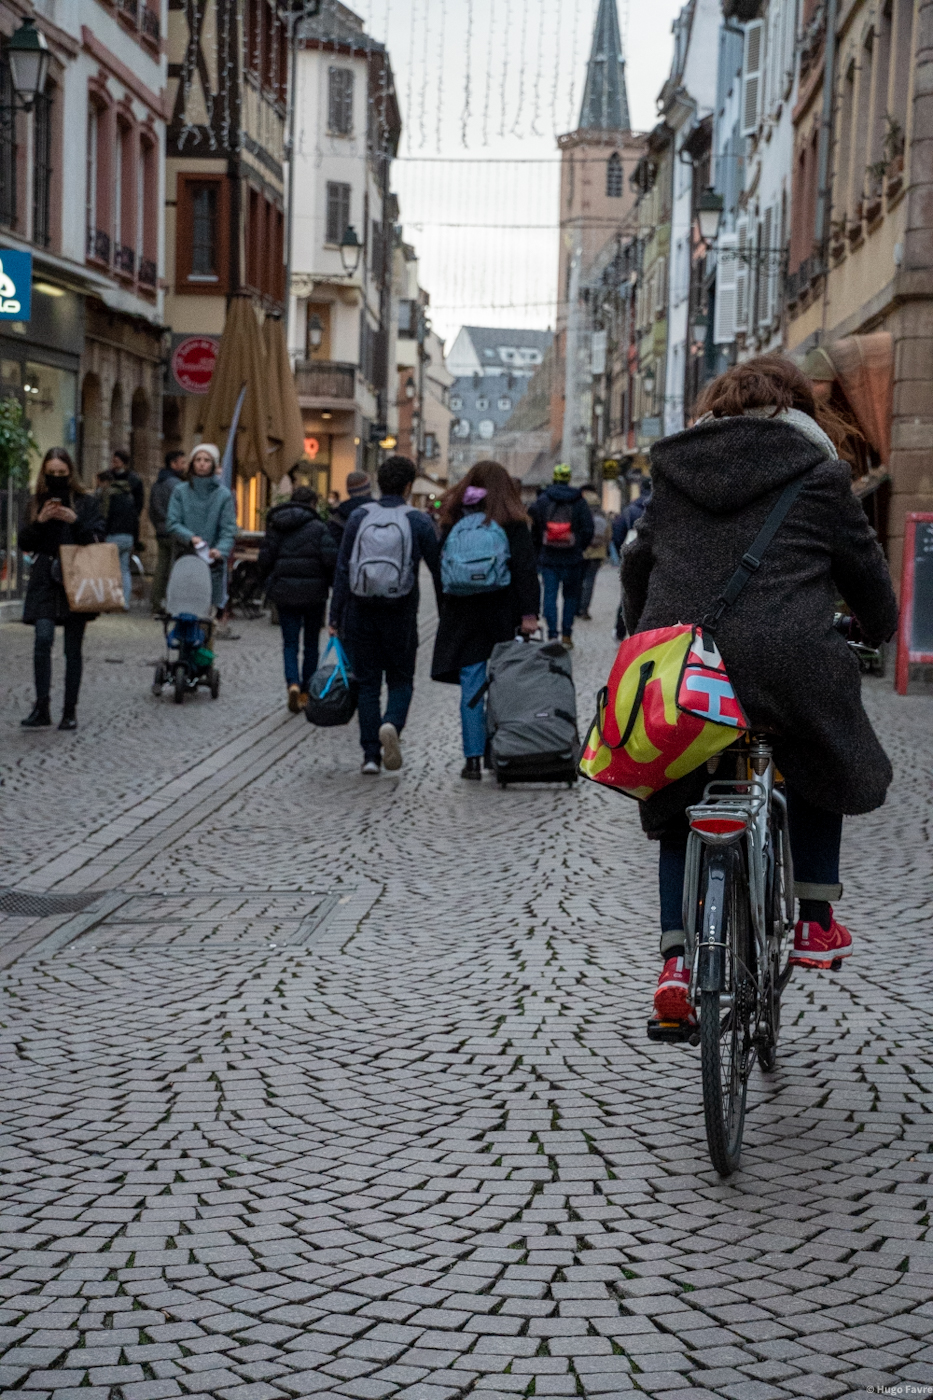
[[697, 406, 837, 460]]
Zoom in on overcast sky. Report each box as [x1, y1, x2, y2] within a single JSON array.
[[348, 0, 688, 346]]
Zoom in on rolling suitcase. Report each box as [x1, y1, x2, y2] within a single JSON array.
[[479, 635, 579, 788]]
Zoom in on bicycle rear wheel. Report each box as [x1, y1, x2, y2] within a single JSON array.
[[698, 845, 755, 1176]]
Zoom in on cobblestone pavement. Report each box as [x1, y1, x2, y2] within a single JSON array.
[[1, 577, 932, 1400]]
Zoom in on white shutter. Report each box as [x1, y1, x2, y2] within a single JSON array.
[[591, 329, 607, 376], [735, 217, 750, 332], [714, 234, 738, 343], [782, 0, 798, 95], [757, 207, 774, 326], [742, 21, 764, 135]]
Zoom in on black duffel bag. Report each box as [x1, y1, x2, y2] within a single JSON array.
[[305, 637, 357, 727]]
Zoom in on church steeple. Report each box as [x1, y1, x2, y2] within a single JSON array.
[[579, 0, 630, 132]]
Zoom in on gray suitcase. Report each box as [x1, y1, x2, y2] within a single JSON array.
[[481, 636, 579, 787]]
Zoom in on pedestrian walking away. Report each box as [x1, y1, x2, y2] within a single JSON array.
[[99, 447, 144, 606], [258, 485, 338, 712], [619, 355, 898, 1025], [327, 470, 373, 549], [165, 444, 237, 612], [19, 448, 106, 732], [578, 484, 609, 620], [148, 449, 187, 613], [612, 472, 652, 640], [528, 462, 594, 646], [431, 460, 540, 780], [329, 455, 441, 775]]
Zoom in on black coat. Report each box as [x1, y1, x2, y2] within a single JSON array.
[[327, 493, 372, 547], [528, 484, 595, 567], [99, 470, 143, 537], [621, 415, 898, 833], [257, 503, 338, 611], [431, 517, 541, 682], [20, 493, 106, 624]]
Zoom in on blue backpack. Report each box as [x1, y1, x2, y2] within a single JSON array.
[[441, 513, 512, 595]]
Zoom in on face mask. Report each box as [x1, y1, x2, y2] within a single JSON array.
[[46, 477, 71, 503]]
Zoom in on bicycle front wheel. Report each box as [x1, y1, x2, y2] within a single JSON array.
[[698, 845, 755, 1176]]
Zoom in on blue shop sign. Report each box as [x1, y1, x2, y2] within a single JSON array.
[[0, 248, 31, 320]]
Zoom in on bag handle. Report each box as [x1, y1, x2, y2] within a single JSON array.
[[703, 474, 808, 629], [320, 636, 350, 699]]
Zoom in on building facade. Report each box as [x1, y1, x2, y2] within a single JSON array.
[[163, 0, 289, 527], [0, 2, 166, 503], [287, 0, 400, 496], [393, 240, 452, 488], [447, 326, 553, 483]]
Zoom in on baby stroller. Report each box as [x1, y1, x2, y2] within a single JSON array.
[[152, 555, 220, 703]]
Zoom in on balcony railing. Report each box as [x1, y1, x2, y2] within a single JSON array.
[[87, 228, 111, 264], [294, 360, 356, 400], [114, 244, 135, 277], [138, 258, 157, 288]]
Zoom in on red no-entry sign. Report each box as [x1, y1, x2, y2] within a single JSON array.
[[169, 335, 219, 395]]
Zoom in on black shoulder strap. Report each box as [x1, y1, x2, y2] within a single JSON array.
[[704, 474, 808, 628]]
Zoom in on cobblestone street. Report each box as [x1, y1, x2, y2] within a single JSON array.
[[1, 577, 933, 1400]]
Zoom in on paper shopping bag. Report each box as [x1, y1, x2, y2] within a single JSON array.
[[59, 543, 126, 613]]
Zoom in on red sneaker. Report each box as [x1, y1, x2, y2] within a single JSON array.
[[654, 956, 695, 1024], [789, 911, 853, 970]]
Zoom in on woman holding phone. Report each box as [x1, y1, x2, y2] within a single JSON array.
[[19, 448, 105, 731]]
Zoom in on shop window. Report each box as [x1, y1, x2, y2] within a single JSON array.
[[0, 61, 16, 229], [328, 68, 354, 135], [177, 175, 228, 291], [25, 362, 77, 481], [325, 181, 350, 245]]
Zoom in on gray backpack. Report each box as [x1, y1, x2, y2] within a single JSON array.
[[348, 502, 415, 598]]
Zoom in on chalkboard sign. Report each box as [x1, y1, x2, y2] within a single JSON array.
[[895, 513, 933, 694]]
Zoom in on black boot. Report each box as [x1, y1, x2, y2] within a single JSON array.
[[58, 708, 77, 731], [461, 756, 482, 780], [21, 699, 52, 728]]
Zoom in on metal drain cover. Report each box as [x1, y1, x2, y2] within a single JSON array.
[[75, 890, 346, 950], [0, 890, 104, 918]]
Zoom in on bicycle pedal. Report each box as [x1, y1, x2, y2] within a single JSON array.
[[647, 1018, 698, 1046]]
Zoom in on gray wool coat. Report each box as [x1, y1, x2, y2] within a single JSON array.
[[621, 414, 898, 836]]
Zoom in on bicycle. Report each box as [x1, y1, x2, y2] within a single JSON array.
[[648, 732, 795, 1177]]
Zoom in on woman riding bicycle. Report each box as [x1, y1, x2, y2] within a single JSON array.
[[621, 354, 898, 1024]]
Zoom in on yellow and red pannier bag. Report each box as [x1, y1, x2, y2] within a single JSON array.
[[579, 625, 749, 800]]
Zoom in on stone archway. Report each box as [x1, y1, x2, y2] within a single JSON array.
[[109, 382, 126, 460]]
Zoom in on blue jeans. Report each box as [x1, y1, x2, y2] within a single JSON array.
[[460, 661, 487, 759], [345, 597, 418, 762], [279, 604, 324, 689], [579, 558, 602, 614], [106, 533, 134, 606], [541, 561, 583, 639]]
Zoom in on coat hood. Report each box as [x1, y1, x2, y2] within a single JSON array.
[[543, 483, 582, 503], [650, 414, 836, 514], [268, 503, 319, 532]]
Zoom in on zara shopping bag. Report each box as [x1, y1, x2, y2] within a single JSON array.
[[59, 542, 126, 613]]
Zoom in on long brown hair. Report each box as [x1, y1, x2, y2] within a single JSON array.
[[695, 353, 852, 450], [33, 448, 86, 508], [439, 460, 528, 530]]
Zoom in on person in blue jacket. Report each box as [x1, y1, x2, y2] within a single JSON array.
[[165, 444, 237, 611], [527, 463, 594, 646]]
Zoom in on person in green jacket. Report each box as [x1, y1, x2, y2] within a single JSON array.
[[165, 444, 237, 611]]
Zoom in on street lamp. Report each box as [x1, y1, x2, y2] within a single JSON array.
[[691, 312, 709, 348], [307, 312, 324, 351], [7, 18, 50, 109], [404, 375, 415, 400], [643, 367, 656, 399], [696, 187, 724, 246], [339, 225, 362, 275]]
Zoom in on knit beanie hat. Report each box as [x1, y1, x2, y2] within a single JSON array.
[[190, 443, 221, 468]]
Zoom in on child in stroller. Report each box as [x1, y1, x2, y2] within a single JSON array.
[[152, 555, 220, 702]]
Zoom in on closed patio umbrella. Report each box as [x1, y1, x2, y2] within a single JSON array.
[[262, 314, 305, 481], [198, 294, 271, 477]]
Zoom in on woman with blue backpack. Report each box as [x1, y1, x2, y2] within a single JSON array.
[[431, 461, 540, 779]]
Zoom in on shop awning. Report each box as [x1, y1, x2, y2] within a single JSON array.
[[802, 331, 893, 463]]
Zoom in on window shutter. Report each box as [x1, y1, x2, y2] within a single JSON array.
[[758, 206, 774, 326], [714, 233, 738, 343], [735, 217, 750, 331], [742, 21, 764, 135]]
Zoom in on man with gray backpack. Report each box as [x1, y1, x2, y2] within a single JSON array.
[[329, 455, 441, 774]]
